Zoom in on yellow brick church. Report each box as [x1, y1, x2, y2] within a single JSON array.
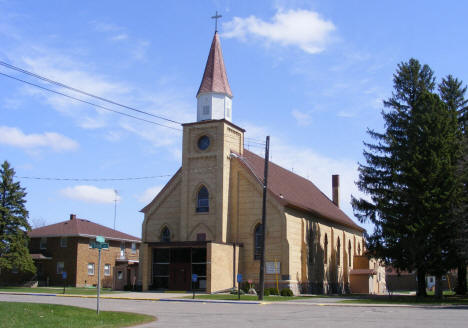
[[139, 31, 367, 294]]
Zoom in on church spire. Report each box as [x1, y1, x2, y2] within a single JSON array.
[[196, 30, 233, 122], [196, 32, 233, 98]]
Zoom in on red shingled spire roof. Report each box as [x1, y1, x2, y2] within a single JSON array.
[[197, 32, 233, 98]]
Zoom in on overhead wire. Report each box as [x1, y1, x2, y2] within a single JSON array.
[[0, 72, 182, 131], [0, 60, 181, 125], [16, 174, 173, 182]]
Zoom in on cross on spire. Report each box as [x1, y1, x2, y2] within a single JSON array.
[[211, 11, 222, 33]]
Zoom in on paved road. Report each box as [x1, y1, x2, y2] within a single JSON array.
[[1, 294, 467, 328]]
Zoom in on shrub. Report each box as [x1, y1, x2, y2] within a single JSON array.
[[269, 287, 280, 295], [229, 288, 245, 295], [280, 288, 294, 296], [263, 288, 270, 296]]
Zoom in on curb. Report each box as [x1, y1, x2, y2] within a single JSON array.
[[2, 292, 467, 308]]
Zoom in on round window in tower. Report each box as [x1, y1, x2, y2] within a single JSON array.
[[197, 135, 210, 150]]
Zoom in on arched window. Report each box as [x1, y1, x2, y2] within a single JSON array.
[[254, 224, 263, 260], [324, 234, 328, 264], [348, 240, 352, 267], [196, 186, 209, 213], [337, 237, 341, 266], [161, 227, 171, 242]]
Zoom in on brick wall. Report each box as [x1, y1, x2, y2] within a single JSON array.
[[76, 237, 139, 288], [30, 236, 78, 286], [30, 236, 139, 288]]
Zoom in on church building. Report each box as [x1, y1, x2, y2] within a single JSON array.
[[139, 31, 366, 294]]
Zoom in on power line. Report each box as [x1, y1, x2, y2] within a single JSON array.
[[0, 60, 182, 125], [0, 72, 182, 131], [16, 175, 173, 182]]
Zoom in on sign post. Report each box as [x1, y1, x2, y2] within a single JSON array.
[[237, 274, 242, 300], [62, 271, 67, 294], [97, 246, 101, 315], [192, 274, 198, 299], [91, 236, 107, 315]]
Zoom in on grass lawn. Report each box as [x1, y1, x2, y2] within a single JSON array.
[[0, 302, 155, 328], [0, 286, 122, 295], [187, 294, 316, 302], [339, 294, 468, 305]]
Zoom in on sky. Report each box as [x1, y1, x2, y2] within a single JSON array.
[[1, 0, 467, 238]]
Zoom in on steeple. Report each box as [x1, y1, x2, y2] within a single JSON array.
[[196, 32, 233, 122]]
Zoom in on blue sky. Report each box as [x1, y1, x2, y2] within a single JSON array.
[[1, 0, 467, 237]]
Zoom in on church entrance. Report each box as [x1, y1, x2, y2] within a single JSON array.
[[151, 243, 207, 291]]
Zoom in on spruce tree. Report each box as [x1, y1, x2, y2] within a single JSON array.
[[407, 91, 462, 298], [352, 59, 464, 297], [0, 161, 36, 275], [439, 75, 468, 132], [439, 75, 468, 295], [352, 59, 435, 296]]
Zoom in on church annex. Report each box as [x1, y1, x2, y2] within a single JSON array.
[[139, 31, 365, 294]]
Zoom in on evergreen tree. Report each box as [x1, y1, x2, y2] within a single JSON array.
[[439, 75, 468, 295], [352, 59, 462, 297], [407, 91, 462, 298], [0, 161, 36, 275], [352, 59, 435, 296], [439, 75, 468, 132]]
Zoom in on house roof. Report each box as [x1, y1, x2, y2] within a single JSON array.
[[238, 149, 365, 232], [28, 215, 141, 242], [196, 32, 233, 98]]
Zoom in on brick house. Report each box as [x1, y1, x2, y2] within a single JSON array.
[[29, 214, 140, 289]]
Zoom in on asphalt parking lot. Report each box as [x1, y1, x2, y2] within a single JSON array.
[[1, 294, 467, 328]]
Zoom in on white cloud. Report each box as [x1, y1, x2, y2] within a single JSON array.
[[337, 110, 354, 118], [0, 126, 78, 151], [138, 185, 163, 203], [223, 9, 335, 54], [93, 22, 122, 33], [291, 109, 312, 126], [111, 33, 128, 41], [132, 40, 150, 60], [61, 185, 120, 204]]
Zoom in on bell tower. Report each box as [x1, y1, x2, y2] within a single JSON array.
[[179, 30, 243, 243], [196, 32, 233, 122]]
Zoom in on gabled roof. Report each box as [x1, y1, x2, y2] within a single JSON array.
[[28, 215, 141, 242], [140, 168, 182, 214], [196, 32, 233, 98], [238, 149, 365, 232]]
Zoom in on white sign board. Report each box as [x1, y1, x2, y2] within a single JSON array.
[[266, 262, 280, 274]]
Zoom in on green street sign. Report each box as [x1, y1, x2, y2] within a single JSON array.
[[91, 242, 109, 249], [96, 236, 105, 243]]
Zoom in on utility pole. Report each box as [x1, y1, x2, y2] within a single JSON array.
[[258, 136, 270, 300], [113, 189, 118, 230]]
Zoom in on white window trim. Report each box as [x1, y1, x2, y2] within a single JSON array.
[[40, 237, 47, 250], [104, 264, 111, 276], [88, 263, 95, 275], [57, 262, 64, 274]]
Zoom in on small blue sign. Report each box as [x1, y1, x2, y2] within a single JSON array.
[[62, 271, 67, 279], [237, 273, 242, 283], [192, 274, 198, 282]]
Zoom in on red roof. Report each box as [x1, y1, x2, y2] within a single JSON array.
[[28, 215, 140, 242], [239, 149, 364, 232], [196, 32, 233, 98]]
